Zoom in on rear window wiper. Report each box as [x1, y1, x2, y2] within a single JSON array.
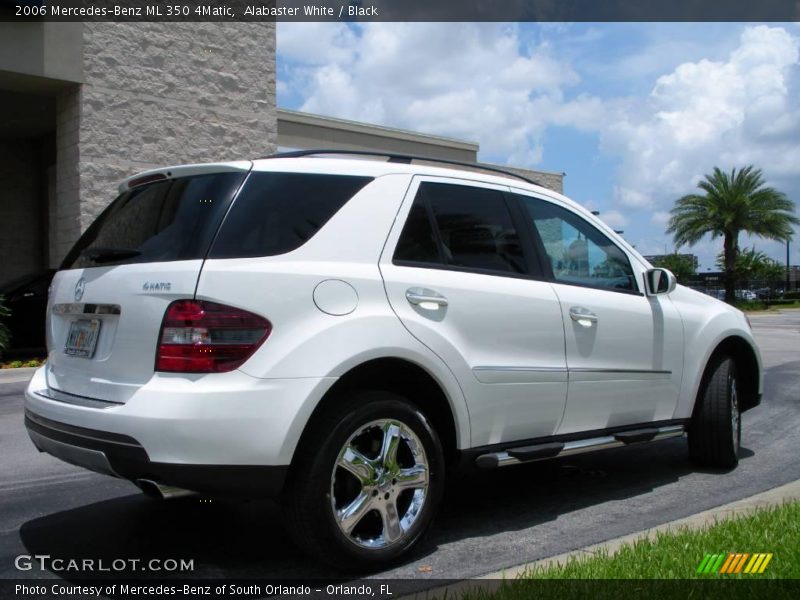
[[80, 247, 142, 264]]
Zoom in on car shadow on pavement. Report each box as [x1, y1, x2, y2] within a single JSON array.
[[18, 438, 755, 580], [427, 439, 754, 545]]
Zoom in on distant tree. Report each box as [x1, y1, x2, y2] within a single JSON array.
[[667, 166, 799, 303], [715, 246, 785, 284], [649, 253, 697, 283]]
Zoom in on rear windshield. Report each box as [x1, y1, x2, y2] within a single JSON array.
[[209, 172, 373, 259], [62, 172, 247, 270]]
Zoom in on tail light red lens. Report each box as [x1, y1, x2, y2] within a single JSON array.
[[156, 300, 271, 373]]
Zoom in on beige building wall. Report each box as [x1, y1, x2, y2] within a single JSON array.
[[277, 109, 564, 194], [54, 22, 277, 263], [277, 108, 479, 162]]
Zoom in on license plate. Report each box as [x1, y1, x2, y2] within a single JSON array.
[[64, 319, 101, 358]]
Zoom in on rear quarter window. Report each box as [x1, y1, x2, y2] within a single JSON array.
[[209, 172, 373, 259]]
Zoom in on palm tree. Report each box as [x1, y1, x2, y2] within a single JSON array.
[[667, 166, 799, 303]]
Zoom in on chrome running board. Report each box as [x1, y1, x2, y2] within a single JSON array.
[[475, 425, 685, 469]]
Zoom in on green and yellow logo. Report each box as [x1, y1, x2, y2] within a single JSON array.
[[697, 552, 773, 574]]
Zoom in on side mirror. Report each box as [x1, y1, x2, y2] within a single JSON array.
[[645, 268, 677, 296]]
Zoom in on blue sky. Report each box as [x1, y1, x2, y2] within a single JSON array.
[[276, 23, 800, 270]]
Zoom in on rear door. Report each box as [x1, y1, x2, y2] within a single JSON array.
[[45, 163, 251, 403], [380, 177, 568, 447]]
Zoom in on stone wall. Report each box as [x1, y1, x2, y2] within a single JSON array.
[[54, 22, 276, 261], [500, 165, 564, 194]]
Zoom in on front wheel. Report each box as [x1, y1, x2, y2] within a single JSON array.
[[688, 355, 741, 468], [281, 391, 445, 571]]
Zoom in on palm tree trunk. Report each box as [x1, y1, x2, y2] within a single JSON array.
[[723, 232, 738, 303]]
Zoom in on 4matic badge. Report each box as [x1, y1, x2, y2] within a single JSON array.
[[142, 282, 172, 292]]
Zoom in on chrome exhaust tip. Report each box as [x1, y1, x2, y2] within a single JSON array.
[[137, 479, 197, 500]]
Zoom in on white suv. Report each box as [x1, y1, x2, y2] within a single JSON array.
[[25, 151, 762, 569]]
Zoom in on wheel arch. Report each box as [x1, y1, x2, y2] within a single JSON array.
[[293, 357, 463, 468], [697, 335, 761, 414]]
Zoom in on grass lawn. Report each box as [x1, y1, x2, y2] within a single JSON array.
[[456, 502, 799, 600], [518, 501, 799, 579]]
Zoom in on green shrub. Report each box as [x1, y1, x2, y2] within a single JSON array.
[[769, 299, 800, 306], [783, 291, 800, 300], [734, 300, 766, 310]]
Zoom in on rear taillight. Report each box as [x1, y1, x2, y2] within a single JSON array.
[[155, 300, 271, 373]]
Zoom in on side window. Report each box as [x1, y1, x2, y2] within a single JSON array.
[[394, 182, 527, 275], [517, 195, 638, 292], [210, 173, 373, 259], [393, 200, 440, 263]]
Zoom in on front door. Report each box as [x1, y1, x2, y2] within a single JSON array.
[[512, 191, 684, 434]]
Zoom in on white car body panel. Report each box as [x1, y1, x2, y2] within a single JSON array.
[[666, 284, 763, 418], [25, 366, 333, 465], [380, 176, 568, 446], [24, 156, 762, 493], [551, 280, 684, 433], [194, 172, 471, 453], [45, 261, 205, 403]]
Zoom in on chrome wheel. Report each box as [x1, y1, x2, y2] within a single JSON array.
[[730, 374, 741, 455], [330, 418, 429, 549]]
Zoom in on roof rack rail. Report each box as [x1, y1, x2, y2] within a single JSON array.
[[260, 149, 542, 187]]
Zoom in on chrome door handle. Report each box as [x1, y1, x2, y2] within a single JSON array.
[[569, 306, 598, 327], [406, 288, 448, 310]]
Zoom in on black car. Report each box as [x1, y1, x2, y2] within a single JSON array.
[[0, 270, 55, 357]]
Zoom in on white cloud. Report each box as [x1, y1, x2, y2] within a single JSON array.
[[600, 25, 800, 211], [615, 186, 653, 208], [279, 24, 799, 185], [278, 23, 589, 168], [651, 211, 671, 226], [597, 210, 628, 229], [277, 23, 358, 65], [278, 23, 800, 267]]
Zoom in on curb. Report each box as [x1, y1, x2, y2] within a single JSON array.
[[479, 479, 800, 579], [0, 367, 37, 384]]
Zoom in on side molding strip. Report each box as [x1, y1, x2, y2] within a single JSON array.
[[472, 366, 568, 384], [472, 366, 672, 384]]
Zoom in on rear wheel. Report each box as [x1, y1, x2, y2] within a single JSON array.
[[688, 355, 741, 468], [281, 391, 444, 571]]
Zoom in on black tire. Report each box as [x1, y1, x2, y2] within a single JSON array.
[[281, 390, 445, 571], [688, 355, 741, 468]]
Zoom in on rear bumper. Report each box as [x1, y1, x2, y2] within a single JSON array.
[[24, 366, 336, 495], [25, 410, 288, 496]]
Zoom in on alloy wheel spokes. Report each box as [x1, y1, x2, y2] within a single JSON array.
[[337, 491, 374, 534], [338, 446, 376, 485], [379, 422, 402, 471], [330, 418, 430, 549], [395, 464, 428, 490], [377, 497, 403, 544]]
